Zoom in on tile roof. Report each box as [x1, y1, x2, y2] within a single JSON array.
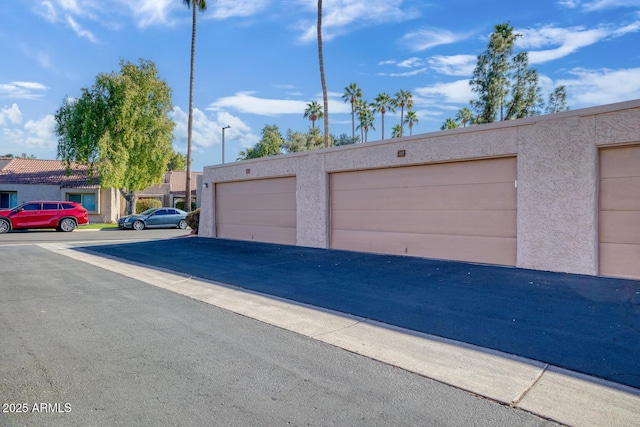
[[0, 158, 99, 188]]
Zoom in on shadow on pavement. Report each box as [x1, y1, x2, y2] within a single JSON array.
[[78, 237, 640, 390]]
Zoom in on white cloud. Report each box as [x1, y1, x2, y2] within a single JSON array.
[[209, 0, 270, 20], [414, 79, 473, 104], [1, 114, 56, 149], [208, 92, 308, 116], [0, 82, 48, 100], [559, 67, 640, 106], [428, 55, 477, 76], [397, 57, 424, 68], [517, 23, 640, 64], [377, 68, 428, 78], [398, 28, 468, 52], [0, 104, 23, 125], [558, 0, 640, 11], [171, 106, 258, 151], [296, 0, 420, 43]]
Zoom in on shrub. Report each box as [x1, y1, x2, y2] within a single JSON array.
[[185, 208, 200, 234], [136, 198, 162, 214], [175, 199, 197, 211]]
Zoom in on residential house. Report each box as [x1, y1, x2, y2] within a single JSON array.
[[0, 158, 120, 223], [135, 170, 202, 209]]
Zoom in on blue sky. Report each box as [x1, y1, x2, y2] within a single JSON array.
[[1, 0, 639, 171]]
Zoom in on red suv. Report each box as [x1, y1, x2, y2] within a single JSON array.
[[0, 201, 89, 233]]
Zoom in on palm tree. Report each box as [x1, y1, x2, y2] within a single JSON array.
[[183, 0, 207, 212], [373, 92, 395, 140], [404, 110, 419, 136], [356, 101, 375, 143], [317, 0, 329, 147], [342, 83, 362, 142], [440, 118, 460, 130], [393, 89, 413, 137], [455, 107, 473, 127], [391, 124, 403, 139], [304, 101, 324, 129]]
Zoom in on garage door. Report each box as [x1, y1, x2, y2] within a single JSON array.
[[330, 157, 517, 266], [215, 176, 296, 245], [599, 145, 640, 279]]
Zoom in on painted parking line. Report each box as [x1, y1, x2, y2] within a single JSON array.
[[40, 242, 640, 427]]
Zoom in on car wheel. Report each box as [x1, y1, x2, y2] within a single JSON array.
[[133, 220, 145, 231], [59, 218, 77, 232], [0, 218, 10, 234], [178, 219, 187, 229]]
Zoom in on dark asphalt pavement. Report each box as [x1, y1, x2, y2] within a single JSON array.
[[80, 236, 640, 389]]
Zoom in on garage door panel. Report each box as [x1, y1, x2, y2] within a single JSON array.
[[214, 192, 297, 211], [216, 177, 296, 196], [332, 182, 516, 211], [600, 243, 640, 279], [332, 209, 516, 238], [217, 209, 296, 228], [600, 211, 640, 245], [330, 157, 516, 266], [217, 224, 296, 246], [600, 177, 640, 210], [331, 230, 516, 266], [600, 145, 640, 178], [331, 157, 516, 191], [215, 177, 296, 245]]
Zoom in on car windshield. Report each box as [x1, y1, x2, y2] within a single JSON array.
[[140, 208, 158, 215]]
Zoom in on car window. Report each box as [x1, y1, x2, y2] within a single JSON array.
[[61, 203, 76, 210], [23, 203, 41, 211], [155, 209, 167, 216], [43, 203, 59, 210], [141, 208, 157, 215], [167, 209, 178, 215]]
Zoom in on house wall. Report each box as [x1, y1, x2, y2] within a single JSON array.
[[200, 99, 640, 277]]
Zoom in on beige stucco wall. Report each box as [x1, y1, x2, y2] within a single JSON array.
[[201, 99, 640, 276]]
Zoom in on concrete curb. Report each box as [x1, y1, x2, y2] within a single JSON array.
[[41, 243, 640, 427]]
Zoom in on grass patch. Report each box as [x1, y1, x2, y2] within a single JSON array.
[[78, 223, 118, 230]]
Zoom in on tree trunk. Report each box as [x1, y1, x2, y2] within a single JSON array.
[[317, 0, 329, 148], [185, 1, 197, 212], [119, 188, 135, 215]]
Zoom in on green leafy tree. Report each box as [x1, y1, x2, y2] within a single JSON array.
[[183, 0, 207, 212], [440, 118, 460, 130], [342, 83, 362, 142], [373, 92, 395, 140], [237, 124, 284, 160], [283, 127, 326, 153], [333, 133, 359, 146], [55, 59, 175, 215], [545, 85, 570, 114], [404, 110, 419, 136], [455, 107, 473, 127], [303, 101, 324, 129], [167, 151, 187, 171], [393, 90, 413, 136], [317, 0, 330, 147]]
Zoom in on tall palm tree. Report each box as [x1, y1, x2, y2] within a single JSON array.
[[183, 0, 207, 212], [440, 118, 460, 130], [356, 101, 375, 143], [404, 110, 419, 136], [304, 101, 324, 129], [373, 92, 395, 140], [455, 107, 473, 127], [391, 124, 403, 139], [342, 83, 362, 142], [393, 89, 413, 137], [317, 0, 329, 147]]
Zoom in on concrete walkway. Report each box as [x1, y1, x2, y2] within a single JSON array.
[[41, 238, 640, 427]]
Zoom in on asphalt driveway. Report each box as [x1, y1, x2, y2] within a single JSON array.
[[80, 237, 640, 389]]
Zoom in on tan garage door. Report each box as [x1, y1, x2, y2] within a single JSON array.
[[330, 157, 517, 266], [599, 145, 640, 279], [215, 176, 296, 245]]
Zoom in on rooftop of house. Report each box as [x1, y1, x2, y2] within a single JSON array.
[[0, 158, 99, 188]]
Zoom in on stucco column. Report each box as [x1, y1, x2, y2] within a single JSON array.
[[295, 154, 329, 248], [516, 116, 599, 275]]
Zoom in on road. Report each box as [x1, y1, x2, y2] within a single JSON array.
[[0, 233, 559, 426]]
